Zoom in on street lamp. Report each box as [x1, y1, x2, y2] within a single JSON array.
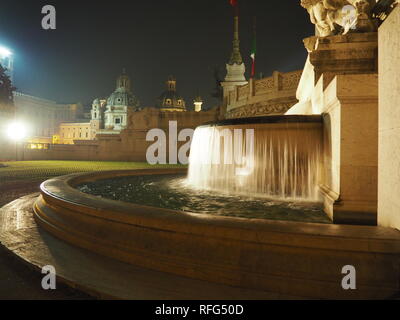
[[0, 46, 12, 58], [6, 121, 28, 161]]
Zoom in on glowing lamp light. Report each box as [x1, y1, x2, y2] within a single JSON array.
[[7, 122, 28, 141], [0, 46, 12, 58]]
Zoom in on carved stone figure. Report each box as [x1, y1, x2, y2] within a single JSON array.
[[301, 0, 378, 36]]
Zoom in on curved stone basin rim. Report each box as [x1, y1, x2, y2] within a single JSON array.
[[36, 169, 400, 253], [199, 115, 323, 128], [33, 169, 400, 299]]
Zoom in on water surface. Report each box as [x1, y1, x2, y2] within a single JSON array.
[[77, 174, 331, 224]]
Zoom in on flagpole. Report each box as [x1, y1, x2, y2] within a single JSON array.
[[251, 16, 257, 79]]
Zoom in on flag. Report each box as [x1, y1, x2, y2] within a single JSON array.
[[250, 18, 257, 78], [229, 0, 239, 16]]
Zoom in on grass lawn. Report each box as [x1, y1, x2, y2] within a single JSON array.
[[0, 160, 185, 207], [0, 161, 185, 183]]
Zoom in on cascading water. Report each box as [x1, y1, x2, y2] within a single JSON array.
[[186, 116, 323, 202]]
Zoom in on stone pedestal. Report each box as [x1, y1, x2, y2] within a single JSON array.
[[378, 6, 400, 229], [289, 33, 379, 225], [320, 74, 378, 225], [305, 32, 378, 88]]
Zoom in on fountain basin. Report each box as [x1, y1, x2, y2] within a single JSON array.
[[76, 174, 330, 224], [33, 169, 400, 299]]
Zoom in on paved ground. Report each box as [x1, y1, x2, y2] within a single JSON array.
[[0, 244, 93, 300], [0, 194, 297, 299], [0, 176, 92, 299], [0, 187, 93, 299]]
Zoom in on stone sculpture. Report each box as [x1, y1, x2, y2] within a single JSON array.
[[300, 0, 378, 36]]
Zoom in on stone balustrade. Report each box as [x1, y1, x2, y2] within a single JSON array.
[[226, 70, 302, 119]]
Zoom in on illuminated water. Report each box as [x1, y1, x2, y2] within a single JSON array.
[[77, 174, 330, 224], [187, 118, 323, 202]]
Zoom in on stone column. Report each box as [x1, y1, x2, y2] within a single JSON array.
[[378, 6, 400, 229], [320, 74, 378, 225], [291, 32, 380, 225]]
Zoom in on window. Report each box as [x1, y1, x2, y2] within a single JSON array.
[[115, 118, 121, 124]]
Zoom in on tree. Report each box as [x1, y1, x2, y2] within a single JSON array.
[[0, 63, 16, 105]]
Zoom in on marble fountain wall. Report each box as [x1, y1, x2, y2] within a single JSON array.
[[378, 6, 400, 229], [287, 32, 379, 225]]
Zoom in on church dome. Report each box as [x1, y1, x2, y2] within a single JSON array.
[[156, 76, 186, 111], [107, 87, 139, 108]]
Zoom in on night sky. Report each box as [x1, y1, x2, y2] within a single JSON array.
[[0, 0, 314, 109]]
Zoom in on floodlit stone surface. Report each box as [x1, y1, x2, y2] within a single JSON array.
[[378, 6, 400, 229], [225, 71, 302, 118], [30, 169, 400, 299], [1, 194, 289, 299], [18, 107, 218, 162], [287, 32, 379, 224]]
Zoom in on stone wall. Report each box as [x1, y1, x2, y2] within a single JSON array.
[[378, 6, 400, 229], [58, 122, 92, 144], [320, 74, 378, 225], [225, 70, 301, 119], [20, 107, 219, 163], [286, 32, 379, 225]]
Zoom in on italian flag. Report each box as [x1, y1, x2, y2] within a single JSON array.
[[230, 0, 239, 16], [250, 30, 256, 78]]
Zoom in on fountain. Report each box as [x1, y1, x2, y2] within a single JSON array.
[[22, 1, 400, 300], [187, 115, 323, 202]]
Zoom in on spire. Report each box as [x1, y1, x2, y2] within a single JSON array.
[[228, 1, 243, 65], [223, 0, 246, 83]]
